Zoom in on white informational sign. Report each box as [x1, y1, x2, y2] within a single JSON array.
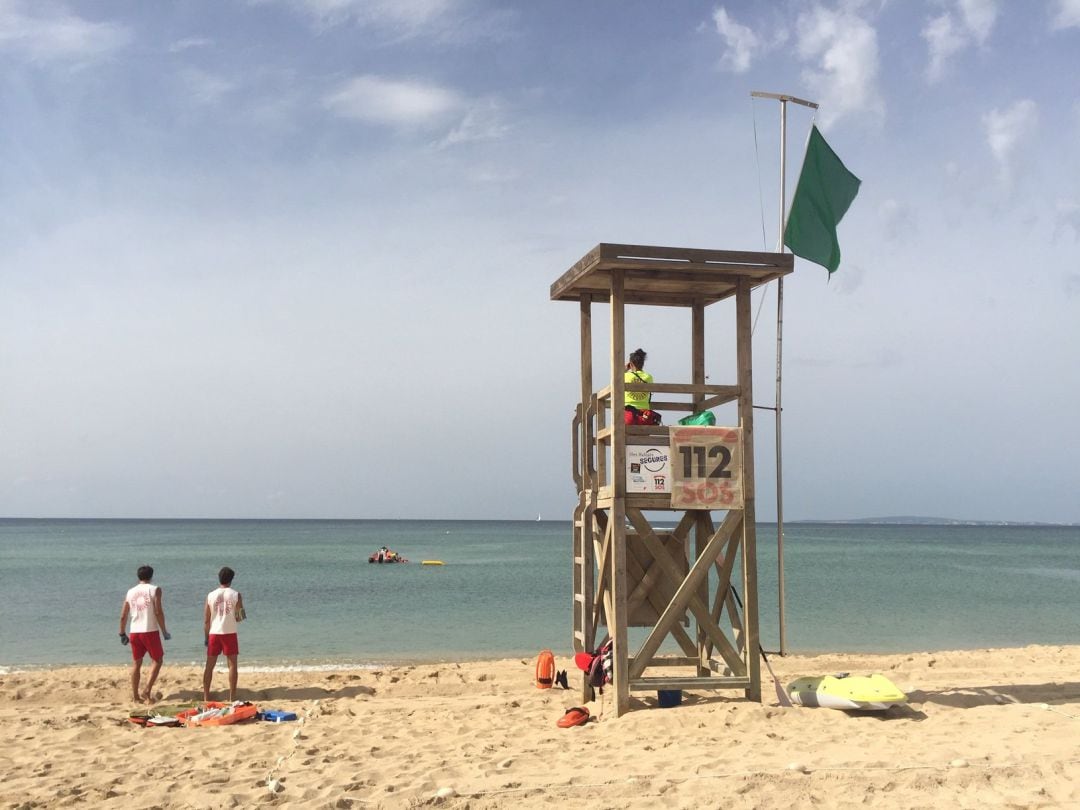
[[626, 444, 672, 493], [669, 426, 743, 510]]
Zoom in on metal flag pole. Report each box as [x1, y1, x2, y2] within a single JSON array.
[[749, 91, 818, 656]]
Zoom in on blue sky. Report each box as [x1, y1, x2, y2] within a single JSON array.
[[2, 0, 1078, 522]]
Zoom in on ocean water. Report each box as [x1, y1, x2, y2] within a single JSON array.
[[2, 519, 1078, 668]]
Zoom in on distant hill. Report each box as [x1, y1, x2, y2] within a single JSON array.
[[796, 516, 1076, 527]]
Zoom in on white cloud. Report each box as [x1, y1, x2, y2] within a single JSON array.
[[256, 0, 515, 45], [1067, 272, 1080, 297], [982, 98, 1038, 182], [300, 0, 453, 27], [324, 75, 463, 128], [796, 5, 883, 127], [436, 97, 508, 148], [1051, 0, 1080, 29], [921, 0, 999, 81], [169, 36, 213, 53], [325, 75, 509, 147], [1053, 199, 1080, 241], [879, 199, 916, 242], [712, 6, 761, 73], [0, 0, 129, 62], [467, 165, 520, 185], [829, 262, 866, 294], [957, 0, 999, 43], [923, 13, 965, 82], [179, 68, 236, 105], [256, 0, 475, 38]]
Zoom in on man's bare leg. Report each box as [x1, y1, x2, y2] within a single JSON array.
[[131, 659, 143, 702], [226, 655, 238, 702], [203, 655, 218, 703], [140, 658, 162, 703]]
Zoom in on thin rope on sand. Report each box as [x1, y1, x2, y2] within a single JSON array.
[[266, 700, 320, 794], [1039, 702, 1080, 720]]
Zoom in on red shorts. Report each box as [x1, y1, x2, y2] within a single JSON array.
[[130, 631, 163, 662], [208, 633, 239, 657]]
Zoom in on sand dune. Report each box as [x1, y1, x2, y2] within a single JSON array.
[[3, 645, 1080, 808]]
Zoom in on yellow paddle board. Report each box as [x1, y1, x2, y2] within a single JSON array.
[[787, 673, 907, 711], [421, 560, 444, 566]]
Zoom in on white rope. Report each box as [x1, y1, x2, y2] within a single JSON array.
[[751, 97, 769, 252], [1040, 701, 1080, 720], [265, 699, 321, 795], [750, 97, 771, 337], [752, 275, 770, 336]]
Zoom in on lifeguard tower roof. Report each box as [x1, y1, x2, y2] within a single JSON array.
[[550, 243, 793, 307]]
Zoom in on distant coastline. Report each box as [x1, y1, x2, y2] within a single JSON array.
[[793, 516, 1080, 527], [1, 515, 1079, 527]]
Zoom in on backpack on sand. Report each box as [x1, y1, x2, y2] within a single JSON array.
[[586, 640, 614, 691]]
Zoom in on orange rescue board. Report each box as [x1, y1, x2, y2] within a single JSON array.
[[178, 701, 259, 727]]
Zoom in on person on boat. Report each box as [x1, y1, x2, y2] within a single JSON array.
[[202, 566, 246, 703], [624, 347, 654, 423], [120, 564, 170, 704]]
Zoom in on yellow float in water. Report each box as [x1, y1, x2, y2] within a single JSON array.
[[421, 560, 444, 566]]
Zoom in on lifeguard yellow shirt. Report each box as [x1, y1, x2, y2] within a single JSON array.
[[624, 369, 653, 408]]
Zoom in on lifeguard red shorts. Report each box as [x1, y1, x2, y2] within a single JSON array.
[[208, 633, 239, 657], [130, 631, 163, 662]]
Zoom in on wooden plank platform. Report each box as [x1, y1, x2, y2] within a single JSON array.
[[551, 243, 793, 306], [629, 676, 752, 691]]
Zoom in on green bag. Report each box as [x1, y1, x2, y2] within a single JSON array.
[[678, 410, 716, 426]]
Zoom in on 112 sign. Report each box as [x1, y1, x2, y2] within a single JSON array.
[[669, 426, 743, 510]]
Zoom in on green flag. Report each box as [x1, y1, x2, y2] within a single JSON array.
[[783, 125, 861, 274]]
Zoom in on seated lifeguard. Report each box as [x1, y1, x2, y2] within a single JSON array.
[[624, 348, 660, 425]]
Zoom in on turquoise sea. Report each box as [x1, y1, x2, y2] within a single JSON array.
[[2, 519, 1079, 669]]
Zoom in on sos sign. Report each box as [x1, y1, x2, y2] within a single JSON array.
[[669, 426, 743, 510]]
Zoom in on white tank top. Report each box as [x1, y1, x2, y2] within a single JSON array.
[[207, 587, 239, 634], [125, 583, 160, 633]]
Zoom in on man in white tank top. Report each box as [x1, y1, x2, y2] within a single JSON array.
[[203, 566, 246, 702], [119, 565, 170, 704]]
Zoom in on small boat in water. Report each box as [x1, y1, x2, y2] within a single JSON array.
[[368, 546, 407, 564]]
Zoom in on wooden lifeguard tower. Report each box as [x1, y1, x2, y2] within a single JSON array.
[[551, 243, 793, 716]]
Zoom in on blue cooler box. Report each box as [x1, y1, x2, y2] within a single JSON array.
[[258, 710, 298, 722]]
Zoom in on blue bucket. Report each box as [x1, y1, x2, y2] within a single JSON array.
[[657, 690, 682, 708]]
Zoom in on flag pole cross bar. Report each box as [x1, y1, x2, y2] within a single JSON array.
[[750, 91, 819, 110]]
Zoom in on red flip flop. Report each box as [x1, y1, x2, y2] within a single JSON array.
[[557, 706, 590, 728]]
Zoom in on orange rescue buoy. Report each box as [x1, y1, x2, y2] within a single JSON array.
[[535, 650, 555, 689]]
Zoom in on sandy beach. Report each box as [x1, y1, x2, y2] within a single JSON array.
[[3, 645, 1080, 809]]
